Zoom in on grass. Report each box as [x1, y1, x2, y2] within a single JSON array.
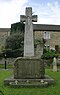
[[0, 63, 60, 69], [0, 64, 13, 69], [0, 69, 60, 95]]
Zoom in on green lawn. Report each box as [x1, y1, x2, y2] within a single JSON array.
[[0, 69, 60, 95], [0, 64, 13, 69]]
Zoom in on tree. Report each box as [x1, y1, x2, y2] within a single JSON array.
[[4, 32, 24, 57], [5, 32, 24, 50]]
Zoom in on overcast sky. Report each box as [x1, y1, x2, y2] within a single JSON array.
[[0, 0, 60, 28]]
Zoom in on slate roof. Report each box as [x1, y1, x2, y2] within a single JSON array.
[[0, 24, 60, 32], [33, 24, 60, 31], [0, 28, 10, 32]]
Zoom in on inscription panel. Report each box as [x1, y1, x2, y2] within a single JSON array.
[[14, 57, 45, 79]]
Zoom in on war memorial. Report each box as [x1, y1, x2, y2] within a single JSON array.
[[4, 7, 54, 87]]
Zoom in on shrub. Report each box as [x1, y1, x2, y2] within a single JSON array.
[[3, 49, 23, 58], [5, 33, 24, 50], [11, 22, 24, 34], [41, 50, 58, 59], [4, 32, 24, 57], [0, 52, 3, 59]]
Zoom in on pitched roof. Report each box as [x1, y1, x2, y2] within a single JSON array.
[[0, 24, 60, 32], [33, 24, 60, 31]]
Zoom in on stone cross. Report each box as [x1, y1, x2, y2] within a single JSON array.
[[20, 7, 37, 57]]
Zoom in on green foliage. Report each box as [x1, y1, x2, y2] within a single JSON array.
[[1, 45, 5, 51], [5, 33, 24, 50], [4, 32, 24, 57], [3, 49, 23, 58], [58, 45, 60, 52], [11, 22, 24, 34], [0, 52, 3, 59], [41, 50, 58, 59]]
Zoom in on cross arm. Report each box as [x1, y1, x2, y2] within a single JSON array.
[[20, 15, 26, 22], [32, 15, 37, 22]]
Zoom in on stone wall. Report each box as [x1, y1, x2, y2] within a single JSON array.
[[0, 32, 8, 50], [0, 58, 15, 64], [35, 31, 60, 48]]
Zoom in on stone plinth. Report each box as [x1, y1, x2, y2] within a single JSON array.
[[4, 57, 54, 86], [14, 57, 45, 79]]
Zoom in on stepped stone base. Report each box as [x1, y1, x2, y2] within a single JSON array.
[[4, 57, 54, 87], [4, 75, 54, 87]]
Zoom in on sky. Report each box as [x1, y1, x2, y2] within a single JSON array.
[[0, 0, 60, 28]]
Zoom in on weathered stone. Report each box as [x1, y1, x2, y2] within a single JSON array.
[[4, 7, 54, 87], [4, 75, 54, 86], [35, 45, 43, 57], [20, 7, 37, 57], [53, 57, 57, 72], [14, 57, 45, 79]]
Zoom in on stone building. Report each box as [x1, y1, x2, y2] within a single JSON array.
[[0, 24, 60, 51], [34, 24, 60, 48]]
